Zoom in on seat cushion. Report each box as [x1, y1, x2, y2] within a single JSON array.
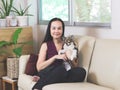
[[43, 82, 113, 90]]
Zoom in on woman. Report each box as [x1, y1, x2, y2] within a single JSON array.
[[32, 18, 86, 90]]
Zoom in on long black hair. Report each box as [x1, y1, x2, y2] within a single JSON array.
[[43, 17, 65, 42]]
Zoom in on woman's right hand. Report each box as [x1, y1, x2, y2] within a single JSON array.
[[54, 54, 68, 61]]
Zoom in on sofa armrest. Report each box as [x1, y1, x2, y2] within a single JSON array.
[[19, 55, 30, 75], [18, 74, 36, 90]]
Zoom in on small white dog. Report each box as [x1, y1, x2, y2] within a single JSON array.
[[59, 35, 78, 71]]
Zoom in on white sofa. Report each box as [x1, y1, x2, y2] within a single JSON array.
[[18, 35, 120, 90]]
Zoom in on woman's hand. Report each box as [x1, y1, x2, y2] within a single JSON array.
[[54, 54, 68, 61]]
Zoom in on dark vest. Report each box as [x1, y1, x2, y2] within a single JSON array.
[[46, 40, 63, 66], [46, 40, 58, 59]]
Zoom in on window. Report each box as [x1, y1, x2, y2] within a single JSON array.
[[38, 0, 111, 28]]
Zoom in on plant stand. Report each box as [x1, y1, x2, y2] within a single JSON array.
[[2, 76, 17, 90]]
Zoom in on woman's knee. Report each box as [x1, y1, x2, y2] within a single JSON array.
[[77, 67, 86, 81], [76, 67, 86, 76], [68, 67, 86, 82]]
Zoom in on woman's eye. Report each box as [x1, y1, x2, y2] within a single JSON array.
[[58, 27, 61, 30], [52, 27, 56, 30], [51, 26, 62, 30]]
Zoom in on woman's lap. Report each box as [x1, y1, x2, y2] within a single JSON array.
[[32, 66, 86, 90], [32, 64, 67, 90]]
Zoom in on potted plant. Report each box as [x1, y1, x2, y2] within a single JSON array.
[[0, 0, 13, 16], [0, 28, 32, 79], [0, 28, 32, 58], [11, 4, 33, 26], [0, 8, 6, 27], [0, 0, 14, 26]]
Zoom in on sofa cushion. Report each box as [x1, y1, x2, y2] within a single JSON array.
[[73, 35, 95, 81], [88, 39, 120, 90], [43, 82, 112, 90], [25, 54, 38, 75]]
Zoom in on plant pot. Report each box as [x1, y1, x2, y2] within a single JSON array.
[[0, 19, 6, 27], [17, 16, 28, 26], [6, 16, 12, 27], [7, 57, 19, 80], [10, 18, 17, 27]]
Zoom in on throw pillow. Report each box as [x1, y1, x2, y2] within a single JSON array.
[[25, 53, 38, 76]]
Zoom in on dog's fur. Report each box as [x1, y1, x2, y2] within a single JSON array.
[[59, 35, 78, 71]]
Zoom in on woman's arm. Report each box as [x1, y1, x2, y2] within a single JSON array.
[[36, 43, 68, 72], [36, 43, 56, 71]]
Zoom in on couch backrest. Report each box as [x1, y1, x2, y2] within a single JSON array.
[[74, 35, 95, 81], [87, 39, 120, 90]]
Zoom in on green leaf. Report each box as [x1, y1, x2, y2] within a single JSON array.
[[0, 41, 11, 47], [11, 6, 21, 15], [0, 8, 6, 18], [12, 28, 22, 44], [1, 0, 14, 16], [8, 0, 14, 15], [11, 4, 33, 16], [13, 47, 22, 57]]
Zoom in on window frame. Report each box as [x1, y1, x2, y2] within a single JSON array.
[[38, 0, 111, 28]]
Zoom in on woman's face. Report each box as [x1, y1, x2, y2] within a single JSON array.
[[50, 20, 63, 39]]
